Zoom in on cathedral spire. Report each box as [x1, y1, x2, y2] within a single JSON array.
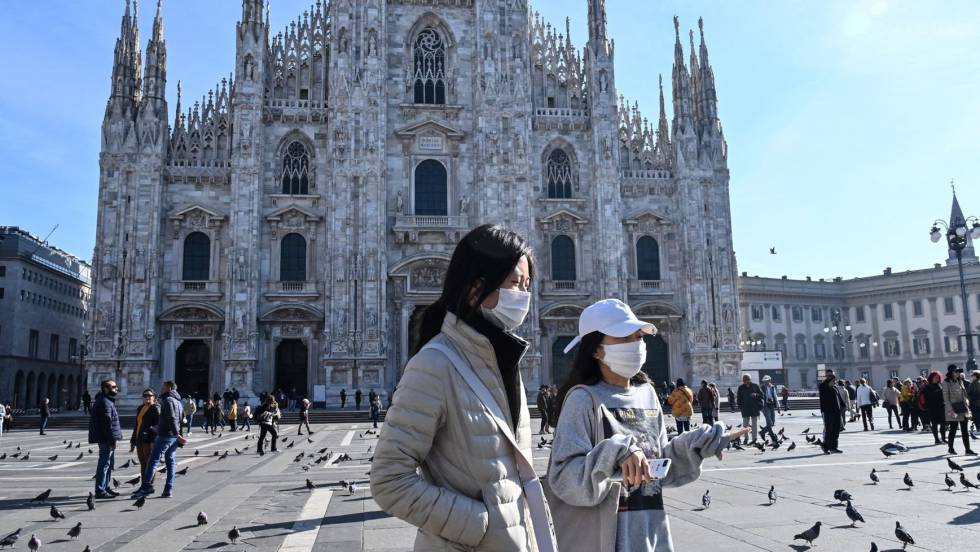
[[142, 0, 167, 103], [587, 0, 610, 57], [656, 74, 670, 150], [697, 17, 719, 125], [688, 28, 701, 125], [671, 16, 693, 136], [107, 0, 143, 118]]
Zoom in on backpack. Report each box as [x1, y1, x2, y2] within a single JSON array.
[[869, 389, 879, 406]]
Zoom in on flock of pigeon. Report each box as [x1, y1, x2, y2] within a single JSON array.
[[0, 430, 379, 550]]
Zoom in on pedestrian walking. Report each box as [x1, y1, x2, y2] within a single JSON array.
[[130, 389, 160, 494], [537, 386, 552, 434], [370, 394, 382, 429], [133, 381, 185, 499], [968, 371, 980, 434], [737, 374, 764, 444], [759, 376, 780, 442], [89, 380, 123, 498], [667, 379, 694, 434], [882, 379, 902, 429], [780, 385, 791, 411], [228, 400, 238, 432], [371, 225, 554, 551], [184, 397, 197, 434], [297, 398, 312, 435], [697, 381, 716, 426], [727, 387, 737, 413], [856, 378, 877, 431], [941, 364, 975, 455], [546, 299, 750, 552], [923, 372, 947, 445], [845, 380, 858, 422], [709, 383, 721, 420], [39, 398, 50, 435], [0, 401, 5, 440], [255, 396, 281, 455], [211, 400, 225, 434], [241, 403, 252, 431], [2, 402, 12, 433], [355, 389, 363, 410], [81, 390, 91, 415], [818, 369, 846, 454], [339, 389, 347, 409]]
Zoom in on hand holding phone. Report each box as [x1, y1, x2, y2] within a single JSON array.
[[648, 458, 671, 480]]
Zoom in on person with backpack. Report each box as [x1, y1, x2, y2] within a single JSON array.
[[855, 378, 877, 431], [546, 299, 749, 552]]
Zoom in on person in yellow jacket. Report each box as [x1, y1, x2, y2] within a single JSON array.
[[899, 379, 915, 432], [667, 379, 695, 434], [228, 401, 238, 432]]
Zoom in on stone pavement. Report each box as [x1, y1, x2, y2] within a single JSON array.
[[1, 408, 978, 551]]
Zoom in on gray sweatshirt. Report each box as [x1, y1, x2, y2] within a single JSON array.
[[547, 381, 731, 552]]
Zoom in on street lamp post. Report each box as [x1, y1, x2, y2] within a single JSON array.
[[930, 202, 980, 372]]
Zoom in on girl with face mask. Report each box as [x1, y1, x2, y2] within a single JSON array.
[[546, 299, 749, 552], [371, 225, 553, 552]]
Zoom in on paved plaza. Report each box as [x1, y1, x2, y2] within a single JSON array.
[[1, 409, 978, 551]]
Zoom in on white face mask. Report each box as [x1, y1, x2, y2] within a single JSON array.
[[481, 288, 531, 330], [600, 340, 647, 379]]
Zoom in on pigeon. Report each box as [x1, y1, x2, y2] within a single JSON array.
[[882, 448, 897, 458], [870, 543, 878, 552], [945, 473, 956, 491], [197, 511, 208, 526], [0, 529, 21, 549], [894, 521, 914, 549], [752, 442, 766, 453], [76, 443, 81, 448], [67, 522, 82, 540], [83, 547, 91, 552], [833, 489, 853, 503], [770, 247, 777, 254], [802, 428, 810, 434], [870, 469, 879, 485], [306, 478, 315, 491], [0, 453, 5, 460], [903, 473, 914, 489], [75, 452, 84, 461], [86, 492, 95, 511], [787, 441, 796, 452], [307, 438, 314, 443], [88, 449, 93, 454], [281, 436, 289, 443], [125, 476, 141, 486], [960, 473, 978, 489], [348, 483, 357, 495], [134, 496, 146, 510], [845, 501, 865, 526], [219, 451, 229, 460], [47, 455, 58, 461], [317, 447, 329, 454], [194, 450, 199, 456], [213, 451, 219, 456], [49, 504, 66, 520], [21, 452, 30, 461], [113, 478, 121, 488], [176, 466, 188, 476], [27, 534, 40, 552], [768, 485, 777, 504], [805, 435, 816, 444], [294, 453, 305, 463], [813, 438, 823, 447], [120, 459, 132, 469], [10, 452, 20, 459], [157, 466, 167, 474], [228, 526, 240, 544], [701, 490, 710, 509], [731, 442, 744, 451], [793, 521, 821, 545], [947, 457, 963, 473], [31, 489, 52, 503], [286, 441, 295, 449]]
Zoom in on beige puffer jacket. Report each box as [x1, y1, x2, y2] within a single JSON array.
[[370, 313, 535, 551]]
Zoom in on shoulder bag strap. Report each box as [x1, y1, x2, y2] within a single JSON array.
[[424, 342, 558, 552]]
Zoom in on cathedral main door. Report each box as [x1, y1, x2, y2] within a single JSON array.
[[643, 334, 670, 387], [275, 339, 308, 398], [176, 340, 210, 401]]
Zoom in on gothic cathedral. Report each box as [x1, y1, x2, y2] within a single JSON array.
[[87, 0, 742, 406]]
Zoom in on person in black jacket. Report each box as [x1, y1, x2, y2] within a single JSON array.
[[82, 390, 92, 414], [923, 371, 947, 445], [130, 389, 161, 493], [355, 389, 363, 410], [736, 374, 764, 444], [39, 398, 50, 435], [818, 369, 846, 454], [133, 381, 185, 499], [89, 379, 124, 498]]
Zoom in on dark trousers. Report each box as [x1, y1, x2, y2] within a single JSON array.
[[931, 418, 947, 444], [539, 413, 550, 434], [39, 416, 49, 434], [822, 412, 843, 452], [136, 442, 155, 488], [676, 420, 690, 434], [860, 405, 875, 430], [298, 415, 311, 435], [257, 424, 278, 453], [885, 403, 900, 428], [702, 411, 715, 426], [948, 420, 972, 452], [971, 406, 980, 432]]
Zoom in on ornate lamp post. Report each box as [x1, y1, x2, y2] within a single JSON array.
[[823, 308, 852, 376], [930, 199, 980, 371]]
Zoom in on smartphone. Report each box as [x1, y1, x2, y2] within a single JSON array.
[[648, 458, 671, 479]]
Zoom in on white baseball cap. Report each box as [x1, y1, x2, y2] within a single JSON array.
[[563, 299, 657, 354]]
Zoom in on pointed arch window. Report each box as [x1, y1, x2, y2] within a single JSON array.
[[414, 159, 448, 216], [182, 232, 211, 281], [281, 141, 310, 194], [413, 29, 447, 105], [546, 149, 574, 199], [636, 236, 661, 281], [280, 233, 307, 282], [551, 235, 576, 281]]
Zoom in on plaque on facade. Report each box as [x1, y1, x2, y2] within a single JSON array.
[[330, 369, 348, 385], [362, 369, 381, 386], [418, 134, 444, 151], [410, 259, 448, 291], [127, 371, 143, 388]]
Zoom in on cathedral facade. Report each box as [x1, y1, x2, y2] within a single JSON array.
[[87, 0, 742, 407]]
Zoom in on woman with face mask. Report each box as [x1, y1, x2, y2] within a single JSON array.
[[371, 225, 555, 552], [546, 299, 749, 552]]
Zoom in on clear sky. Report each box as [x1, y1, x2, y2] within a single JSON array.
[[1, 1, 978, 279]]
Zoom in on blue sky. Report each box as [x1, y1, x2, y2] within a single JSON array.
[[1, 1, 978, 279]]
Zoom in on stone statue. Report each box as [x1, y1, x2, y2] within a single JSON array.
[[458, 194, 469, 216], [395, 191, 404, 215]]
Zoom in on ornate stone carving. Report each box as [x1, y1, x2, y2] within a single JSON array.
[[410, 259, 449, 291]]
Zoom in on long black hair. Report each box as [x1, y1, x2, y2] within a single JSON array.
[[553, 331, 649, 422], [411, 224, 535, 356]]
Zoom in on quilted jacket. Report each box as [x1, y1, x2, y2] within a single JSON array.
[[371, 312, 535, 551]]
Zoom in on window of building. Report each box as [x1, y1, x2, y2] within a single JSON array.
[[0, 265, 5, 276], [182, 232, 211, 281], [280, 233, 307, 282], [751, 305, 764, 322], [546, 149, 574, 199], [814, 341, 826, 360], [944, 335, 961, 353], [883, 303, 894, 320], [0, 288, 4, 299], [795, 341, 807, 360], [29, 329, 39, 358], [912, 336, 930, 355], [68, 338, 77, 364], [912, 300, 923, 317], [859, 342, 870, 359], [281, 141, 311, 194], [792, 306, 803, 322], [811, 307, 822, 322], [772, 306, 782, 322], [775, 342, 787, 356], [854, 305, 865, 323], [49, 334, 59, 361], [551, 235, 576, 281], [413, 28, 447, 105], [414, 159, 448, 216], [944, 297, 955, 314], [636, 236, 661, 281], [884, 338, 900, 357], [799, 369, 810, 389]]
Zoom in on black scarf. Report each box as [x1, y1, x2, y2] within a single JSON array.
[[464, 311, 528, 428]]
